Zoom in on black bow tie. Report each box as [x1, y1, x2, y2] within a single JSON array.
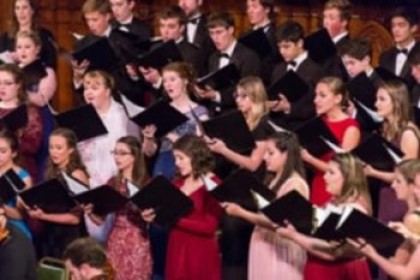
[[287, 60, 297, 67], [219, 53, 230, 59], [188, 17, 200, 25], [397, 48, 408, 55]]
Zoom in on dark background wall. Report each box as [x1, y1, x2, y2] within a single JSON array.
[[0, 0, 418, 110]]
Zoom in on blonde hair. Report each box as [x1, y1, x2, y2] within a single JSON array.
[[380, 80, 415, 141], [318, 76, 349, 110], [236, 76, 268, 130], [332, 153, 372, 215]]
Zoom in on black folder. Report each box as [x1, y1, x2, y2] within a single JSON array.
[[261, 190, 314, 234], [348, 72, 377, 110], [22, 59, 47, 91], [293, 116, 339, 157], [201, 110, 256, 154], [196, 64, 240, 91], [337, 207, 405, 257], [73, 186, 128, 216], [0, 105, 28, 132], [135, 40, 183, 70], [20, 179, 77, 213], [312, 211, 343, 241], [209, 169, 275, 211], [304, 28, 337, 64], [267, 70, 310, 102], [72, 36, 119, 71], [0, 169, 26, 203], [54, 104, 108, 142], [129, 100, 189, 139], [413, 106, 420, 127], [351, 133, 403, 171], [131, 175, 193, 226], [238, 28, 274, 58]]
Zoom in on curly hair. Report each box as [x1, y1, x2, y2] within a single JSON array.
[[173, 135, 214, 179]]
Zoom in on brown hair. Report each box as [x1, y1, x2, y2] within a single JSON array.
[[324, 0, 352, 23], [379, 80, 415, 141], [0, 64, 27, 105], [162, 62, 196, 97], [8, 0, 39, 38], [114, 136, 147, 189], [338, 38, 372, 60], [0, 129, 21, 165], [81, 0, 111, 15], [332, 153, 372, 215], [158, 5, 187, 26], [173, 135, 215, 179], [266, 132, 306, 193], [45, 128, 89, 180], [207, 12, 235, 29]]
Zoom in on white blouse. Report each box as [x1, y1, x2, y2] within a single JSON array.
[[78, 99, 139, 187]]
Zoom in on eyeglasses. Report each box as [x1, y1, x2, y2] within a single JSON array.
[[0, 81, 16, 86], [111, 150, 132, 156]]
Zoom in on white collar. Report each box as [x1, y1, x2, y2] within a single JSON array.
[[293, 51, 308, 67], [102, 26, 112, 38], [397, 40, 416, 52], [332, 31, 348, 44], [221, 40, 237, 57], [118, 14, 134, 25]]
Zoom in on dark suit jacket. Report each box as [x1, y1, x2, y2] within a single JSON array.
[[188, 14, 216, 57], [177, 39, 206, 76], [0, 224, 37, 280], [379, 41, 420, 90], [206, 42, 262, 114], [353, 70, 383, 139], [240, 22, 281, 86], [110, 17, 153, 40], [269, 57, 321, 130], [321, 34, 350, 80]]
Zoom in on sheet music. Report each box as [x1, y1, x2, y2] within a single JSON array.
[[251, 190, 270, 209], [0, 51, 15, 64], [320, 136, 345, 154], [383, 144, 403, 164], [71, 32, 85, 40], [127, 180, 140, 197], [201, 175, 218, 191], [267, 120, 289, 133], [120, 93, 145, 117], [61, 172, 88, 195], [354, 99, 383, 123], [336, 206, 353, 228]]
